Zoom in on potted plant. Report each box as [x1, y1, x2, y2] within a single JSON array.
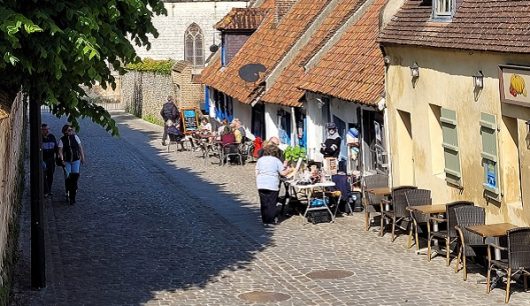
[[283, 145, 307, 165]]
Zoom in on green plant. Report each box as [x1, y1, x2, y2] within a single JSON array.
[[126, 58, 175, 75], [143, 113, 164, 126], [283, 145, 307, 163]]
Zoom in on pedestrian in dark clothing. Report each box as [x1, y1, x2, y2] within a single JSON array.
[[58, 124, 86, 205], [160, 95, 180, 146], [41, 123, 57, 197]]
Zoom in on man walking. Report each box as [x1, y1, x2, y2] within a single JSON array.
[[160, 95, 179, 146], [41, 123, 57, 197]]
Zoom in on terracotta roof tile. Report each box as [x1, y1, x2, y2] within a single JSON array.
[[215, 8, 269, 31], [379, 0, 530, 53], [298, 0, 386, 105], [261, 0, 367, 107], [201, 0, 330, 104]]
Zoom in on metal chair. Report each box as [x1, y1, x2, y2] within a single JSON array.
[[380, 186, 418, 239], [487, 227, 530, 303], [427, 201, 473, 265], [404, 189, 432, 249], [454, 205, 486, 281]]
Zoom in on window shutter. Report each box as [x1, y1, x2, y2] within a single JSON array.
[[441, 108, 461, 185], [480, 113, 500, 196]]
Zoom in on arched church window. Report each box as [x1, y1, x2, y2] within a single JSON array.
[[184, 23, 204, 67]]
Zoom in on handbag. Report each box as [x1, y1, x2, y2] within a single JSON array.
[[55, 157, 63, 166]]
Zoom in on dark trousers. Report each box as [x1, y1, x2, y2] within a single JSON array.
[[258, 189, 279, 224], [43, 159, 55, 194]]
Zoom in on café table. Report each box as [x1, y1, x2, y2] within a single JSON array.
[[407, 204, 447, 254], [466, 223, 517, 260], [291, 181, 336, 223], [367, 187, 391, 196]]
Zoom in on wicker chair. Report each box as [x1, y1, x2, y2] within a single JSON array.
[[361, 174, 388, 231], [380, 186, 418, 239], [404, 189, 432, 250], [487, 227, 530, 303], [454, 206, 486, 281], [427, 201, 473, 265]]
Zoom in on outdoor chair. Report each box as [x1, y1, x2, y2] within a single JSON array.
[[362, 174, 389, 231], [222, 142, 243, 166], [427, 201, 473, 265], [380, 186, 418, 239], [487, 227, 530, 303], [404, 189, 432, 250], [454, 205, 486, 281]]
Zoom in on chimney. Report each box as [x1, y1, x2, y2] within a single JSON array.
[[275, 0, 297, 24]]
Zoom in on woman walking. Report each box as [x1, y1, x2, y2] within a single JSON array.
[[255, 145, 291, 225], [58, 124, 86, 205]]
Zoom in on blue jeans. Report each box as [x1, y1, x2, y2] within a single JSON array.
[[64, 160, 81, 177]]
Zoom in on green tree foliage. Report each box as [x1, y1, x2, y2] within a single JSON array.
[[0, 0, 166, 135]]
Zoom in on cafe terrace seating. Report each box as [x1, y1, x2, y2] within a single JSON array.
[[361, 174, 388, 231], [427, 201, 473, 265], [380, 186, 417, 240], [487, 227, 530, 303], [404, 189, 432, 250], [454, 206, 486, 281]]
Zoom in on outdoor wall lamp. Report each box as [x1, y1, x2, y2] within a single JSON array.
[[473, 70, 484, 90], [410, 62, 420, 78]]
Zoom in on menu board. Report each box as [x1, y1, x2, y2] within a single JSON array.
[[181, 108, 199, 134]]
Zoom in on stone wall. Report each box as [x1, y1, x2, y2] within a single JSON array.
[[121, 71, 175, 121], [121, 64, 205, 123], [0, 92, 25, 304]]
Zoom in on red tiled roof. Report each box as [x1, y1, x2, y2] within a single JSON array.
[[261, 0, 366, 107], [298, 0, 386, 105], [215, 8, 268, 31], [201, 0, 330, 104], [379, 0, 530, 53]]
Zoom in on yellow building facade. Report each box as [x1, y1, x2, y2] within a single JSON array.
[[383, 46, 530, 226]]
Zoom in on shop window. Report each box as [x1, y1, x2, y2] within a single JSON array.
[[441, 108, 462, 186], [480, 113, 500, 200]]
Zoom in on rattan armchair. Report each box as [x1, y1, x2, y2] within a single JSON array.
[[427, 201, 473, 265], [380, 186, 417, 239], [454, 205, 485, 281], [361, 174, 388, 231], [487, 227, 530, 303], [404, 189, 432, 250]]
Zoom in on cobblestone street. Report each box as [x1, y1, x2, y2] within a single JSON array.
[[14, 111, 530, 305]]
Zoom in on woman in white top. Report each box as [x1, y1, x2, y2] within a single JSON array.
[[255, 145, 291, 224]]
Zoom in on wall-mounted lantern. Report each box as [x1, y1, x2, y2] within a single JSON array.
[[473, 70, 484, 90], [410, 62, 420, 78]]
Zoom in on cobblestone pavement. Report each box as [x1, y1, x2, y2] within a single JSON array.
[[13, 111, 530, 305]]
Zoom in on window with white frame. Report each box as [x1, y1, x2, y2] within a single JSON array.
[[184, 23, 204, 68], [433, 0, 454, 19]]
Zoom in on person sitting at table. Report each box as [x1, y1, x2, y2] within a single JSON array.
[[199, 116, 212, 133], [221, 125, 239, 163], [255, 145, 292, 225]]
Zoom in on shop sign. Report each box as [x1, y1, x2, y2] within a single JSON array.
[[499, 64, 530, 107]]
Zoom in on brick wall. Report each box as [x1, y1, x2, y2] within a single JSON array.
[[172, 62, 204, 110], [0, 92, 25, 304], [225, 33, 252, 64]]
